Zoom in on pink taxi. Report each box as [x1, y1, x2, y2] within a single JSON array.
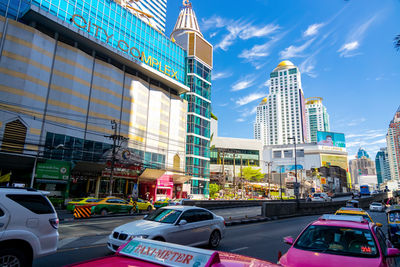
[[279, 214, 400, 267], [68, 238, 279, 267]]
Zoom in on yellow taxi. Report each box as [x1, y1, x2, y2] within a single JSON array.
[[66, 197, 101, 212], [335, 207, 375, 223], [132, 198, 154, 211]]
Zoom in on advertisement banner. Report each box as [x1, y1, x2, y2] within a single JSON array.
[[317, 131, 346, 148], [321, 177, 327, 185], [35, 160, 70, 180], [321, 154, 349, 170], [276, 165, 304, 172]]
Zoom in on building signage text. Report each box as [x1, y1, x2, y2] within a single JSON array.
[[71, 14, 178, 81]]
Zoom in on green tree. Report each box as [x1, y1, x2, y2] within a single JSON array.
[[209, 183, 220, 198], [395, 35, 400, 51], [242, 167, 264, 182]]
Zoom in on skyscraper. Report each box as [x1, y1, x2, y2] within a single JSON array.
[[171, 1, 213, 198], [349, 148, 376, 187], [375, 147, 392, 184], [305, 97, 330, 143], [116, 0, 167, 33], [254, 97, 268, 145], [258, 60, 307, 145], [387, 106, 400, 180]]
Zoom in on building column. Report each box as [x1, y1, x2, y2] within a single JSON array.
[[95, 176, 101, 198]]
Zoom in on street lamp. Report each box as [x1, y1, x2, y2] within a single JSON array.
[[288, 137, 299, 203]]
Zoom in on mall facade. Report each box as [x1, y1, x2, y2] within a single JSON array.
[[0, 0, 211, 200]]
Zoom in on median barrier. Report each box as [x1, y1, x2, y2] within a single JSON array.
[[73, 205, 93, 219], [181, 199, 306, 210], [261, 193, 388, 219]]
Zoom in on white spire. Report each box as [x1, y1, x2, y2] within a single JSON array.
[[171, 0, 203, 38]]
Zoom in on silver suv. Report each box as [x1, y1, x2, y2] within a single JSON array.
[[0, 187, 59, 266]]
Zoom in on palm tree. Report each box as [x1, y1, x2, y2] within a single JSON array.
[[395, 35, 400, 51]]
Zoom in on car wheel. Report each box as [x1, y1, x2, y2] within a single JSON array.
[[100, 209, 108, 216], [129, 208, 136, 215], [147, 206, 152, 212], [0, 248, 30, 267], [209, 230, 221, 249]]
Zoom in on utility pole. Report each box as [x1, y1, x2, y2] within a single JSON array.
[[106, 120, 127, 196], [279, 165, 283, 201], [265, 161, 272, 199], [221, 151, 225, 197], [288, 137, 299, 204]]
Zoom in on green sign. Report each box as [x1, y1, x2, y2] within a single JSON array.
[[36, 160, 70, 180]]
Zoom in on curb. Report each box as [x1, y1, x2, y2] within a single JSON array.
[[59, 212, 149, 223], [225, 216, 269, 227]]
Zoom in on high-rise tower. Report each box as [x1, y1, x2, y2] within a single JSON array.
[[305, 97, 330, 143], [387, 106, 400, 180], [254, 97, 268, 145], [262, 60, 307, 145], [172, 1, 213, 198], [375, 147, 392, 184]]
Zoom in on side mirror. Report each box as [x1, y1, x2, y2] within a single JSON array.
[[284, 236, 294, 245], [179, 220, 187, 226], [387, 248, 400, 257], [376, 223, 383, 227]]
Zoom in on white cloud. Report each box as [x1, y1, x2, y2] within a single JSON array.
[[236, 118, 245, 122], [231, 76, 256, 92], [280, 38, 315, 59], [346, 117, 367, 127], [338, 41, 360, 57], [201, 16, 227, 32], [239, 42, 271, 59], [212, 71, 233, 81], [304, 23, 324, 37], [239, 24, 279, 40], [264, 79, 271, 87], [299, 50, 319, 78], [216, 24, 246, 51], [236, 92, 266, 106]]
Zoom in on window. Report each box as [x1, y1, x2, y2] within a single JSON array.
[[273, 151, 282, 158], [7, 194, 54, 214], [179, 210, 199, 223], [196, 210, 214, 221], [375, 227, 387, 256]]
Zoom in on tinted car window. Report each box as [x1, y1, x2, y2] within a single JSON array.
[[0, 207, 4, 217], [180, 210, 198, 223], [86, 199, 101, 203], [197, 210, 213, 221], [7, 194, 54, 214], [106, 199, 117, 203]]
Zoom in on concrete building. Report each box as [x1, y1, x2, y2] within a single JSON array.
[[262, 143, 349, 194], [375, 147, 392, 185], [0, 0, 200, 200], [171, 1, 213, 198], [256, 60, 307, 146], [254, 97, 268, 145], [305, 97, 330, 143], [387, 106, 400, 180], [349, 148, 376, 188]]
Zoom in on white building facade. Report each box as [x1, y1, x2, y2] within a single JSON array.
[[254, 97, 268, 145], [305, 97, 330, 143], [256, 61, 307, 146], [387, 106, 400, 181]]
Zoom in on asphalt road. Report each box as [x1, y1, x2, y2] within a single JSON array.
[[33, 210, 387, 266]]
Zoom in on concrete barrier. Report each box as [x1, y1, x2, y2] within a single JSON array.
[[181, 199, 302, 210], [261, 193, 388, 219]]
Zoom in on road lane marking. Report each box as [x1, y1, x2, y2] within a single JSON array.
[[230, 247, 249, 252], [57, 244, 106, 253], [58, 237, 79, 249]]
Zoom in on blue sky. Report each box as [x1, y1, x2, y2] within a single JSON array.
[[165, 0, 400, 159]]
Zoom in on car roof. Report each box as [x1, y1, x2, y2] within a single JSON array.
[[0, 187, 46, 195], [338, 207, 364, 212], [160, 205, 205, 212], [313, 217, 371, 229]]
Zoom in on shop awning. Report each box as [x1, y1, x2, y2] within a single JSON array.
[[71, 161, 106, 176], [172, 174, 192, 184], [138, 169, 166, 182]]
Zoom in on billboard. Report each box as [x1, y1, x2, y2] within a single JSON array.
[[321, 155, 349, 170], [35, 160, 70, 180], [317, 131, 346, 148], [276, 165, 304, 173]]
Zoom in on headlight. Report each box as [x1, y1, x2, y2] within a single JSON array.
[[129, 235, 149, 240]]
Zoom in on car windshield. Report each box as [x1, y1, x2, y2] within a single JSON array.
[[389, 212, 400, 223], [371, 203, 381, 206], [336, 212, 372, 222], [313, 194, 321, 197], [294, 225, 378, 258], [144, 209, 182, 224]]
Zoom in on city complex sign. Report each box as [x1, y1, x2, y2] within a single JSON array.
[[71, 14, 179, 81]]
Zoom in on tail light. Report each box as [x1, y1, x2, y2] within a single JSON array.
[[49, 218, 59, 229], [278, 251, 282, 261], [223, 220, 226, 226]]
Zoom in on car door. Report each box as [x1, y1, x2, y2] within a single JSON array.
[[105, 199, 119, 213], [195, 209, 216, 244], [167, 210, 201, 245], [374, 226, 397, 267]]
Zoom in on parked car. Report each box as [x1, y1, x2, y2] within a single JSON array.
[[107, 206, 226, 252], [311, 193, 332, 202], [91, 197, 136, 216], [0, 187, 59, 266], [66, 197, 101, 212], [71, 238, 279, 267], [153, 198, 171, 209], [280, 214, 400, 267], [134, 198, 154, 211], [370, 202, 385, 212]]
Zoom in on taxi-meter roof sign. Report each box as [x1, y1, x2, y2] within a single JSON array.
[[119, 238, 220, 267]]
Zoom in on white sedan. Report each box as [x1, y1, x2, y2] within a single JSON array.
[[311, 193, 332, 202], [369, 202, 385, 212], [107, 206, 226, 252]]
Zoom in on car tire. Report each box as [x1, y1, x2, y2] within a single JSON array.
[[129, 208, 136, 215], [147, 206, 152, 212], [0, 248, 31, 267], [208, 230, 221, 249], [100, 209, 108, 216]]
